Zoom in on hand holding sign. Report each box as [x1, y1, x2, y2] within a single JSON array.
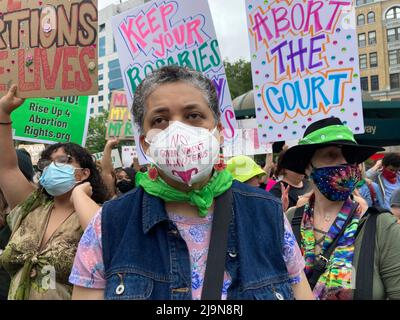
[[106, 138, 120, 149], [0, 85, 25, 116]]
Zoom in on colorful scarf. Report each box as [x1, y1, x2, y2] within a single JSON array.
[[301, 197, 362, 300], [135, 169, 233, 217]]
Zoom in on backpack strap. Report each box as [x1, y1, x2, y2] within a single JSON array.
[[353, 206, 387, 300], [201, 188, 233, 300], [290, 206, 305, 247]]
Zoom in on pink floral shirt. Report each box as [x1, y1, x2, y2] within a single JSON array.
[[69, 209, 304, 299]]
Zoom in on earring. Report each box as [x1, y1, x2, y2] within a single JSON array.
[[214, 149, 226, 171], [148, 165, 158, 181]]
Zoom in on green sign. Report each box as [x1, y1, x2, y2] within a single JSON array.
[[11, 96, 89, 146]]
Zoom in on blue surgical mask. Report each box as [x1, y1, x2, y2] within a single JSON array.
[[39, 163, 79, 196]]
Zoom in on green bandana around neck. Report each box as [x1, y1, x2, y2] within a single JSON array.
[[299, 125, 356, 146], [135, 169, 233, 217]]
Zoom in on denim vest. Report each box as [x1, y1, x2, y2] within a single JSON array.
[[101, 180, 294, 300]]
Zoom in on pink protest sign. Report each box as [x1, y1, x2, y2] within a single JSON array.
[[246, 0, 364, 143], [112, 0, 237, 164]]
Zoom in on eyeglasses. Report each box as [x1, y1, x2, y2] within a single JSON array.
[[37, 155, 73, 171]]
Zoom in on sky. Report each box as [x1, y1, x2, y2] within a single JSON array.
[[98, 0, 251, 62]]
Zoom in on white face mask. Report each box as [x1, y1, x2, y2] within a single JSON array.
[[145, 121, 220, 186]]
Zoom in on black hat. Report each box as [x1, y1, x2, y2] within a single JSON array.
[[281, 117, 384, 174], [122, 167, 136, 182], [16, 149, 34, 182]]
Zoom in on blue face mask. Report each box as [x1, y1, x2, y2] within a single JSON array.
[[39, 163, 79, 196]]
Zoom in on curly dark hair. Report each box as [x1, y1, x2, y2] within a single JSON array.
[[382, 153, 400, 168], [275, 149, 288, 178], [39, 143, 110, 204]]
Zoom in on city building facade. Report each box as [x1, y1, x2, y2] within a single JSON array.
[[356, 0, 400, 101], [90, 0, 146, 116]]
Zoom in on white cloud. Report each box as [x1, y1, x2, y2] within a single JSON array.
[[208, 0, 250, 62], [98, 0, 250, 62]]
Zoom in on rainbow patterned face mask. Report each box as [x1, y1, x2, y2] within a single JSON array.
[[310, 164, 361, 201]]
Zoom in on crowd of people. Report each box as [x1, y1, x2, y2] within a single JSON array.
[[0, 66, 399, 300]]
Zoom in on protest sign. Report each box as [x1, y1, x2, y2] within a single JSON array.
[[246, 0, 364, 143], [111, 0, 237, 164], [121, 146, 138, 168], [11, 96, 90, 145], [0, 0, 98, 98], [93, 149, 123, 169], [18, 143, 45, 165], [223, 128, 272, 157], [106, 91, 135, 140]]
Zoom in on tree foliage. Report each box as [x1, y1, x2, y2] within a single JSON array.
[[223, 59, 253, 100], [85, 111, 108, 154]]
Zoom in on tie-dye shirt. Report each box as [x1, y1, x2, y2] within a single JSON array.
[[69, 209, 304, 299]]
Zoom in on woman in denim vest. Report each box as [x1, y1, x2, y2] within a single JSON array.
[[70, 66, 313, 300]]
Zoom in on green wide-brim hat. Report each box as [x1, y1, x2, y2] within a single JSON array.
[[281, 117, 384, 174], [227, 155, 266, 183]]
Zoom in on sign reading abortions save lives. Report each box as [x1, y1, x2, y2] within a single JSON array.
[[112, 0, 237, 163], [246, 0, 364, 143], [11, 96, 90, 145], [0, 0, 98, 98]]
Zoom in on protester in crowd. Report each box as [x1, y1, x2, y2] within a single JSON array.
[[0, 187, 12, 301], [226, 155, 266, 188], [70, 66, 314, 300], [0, 190, 8, 234], [265, 164, 278, 191], [282, 117, 400, 300], [269, 149, 311, 211], [100, 139, 137, 197], [366, 154, 400, 209], [390, 189, 400, 221], [257, 160, 268, 189], [366, 159, 382, 180], [256, 153, 273, 190], [356, 163, 384, 208], [0, 85, 108, 300], [0, 149, 35, 300], [99, 138, 119, 198], [132, 157, 148, 173], [115, 167, 136, 194]]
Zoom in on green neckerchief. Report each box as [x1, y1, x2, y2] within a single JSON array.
[[135, 169, 233, 217], [356, 179, 366, 188]]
